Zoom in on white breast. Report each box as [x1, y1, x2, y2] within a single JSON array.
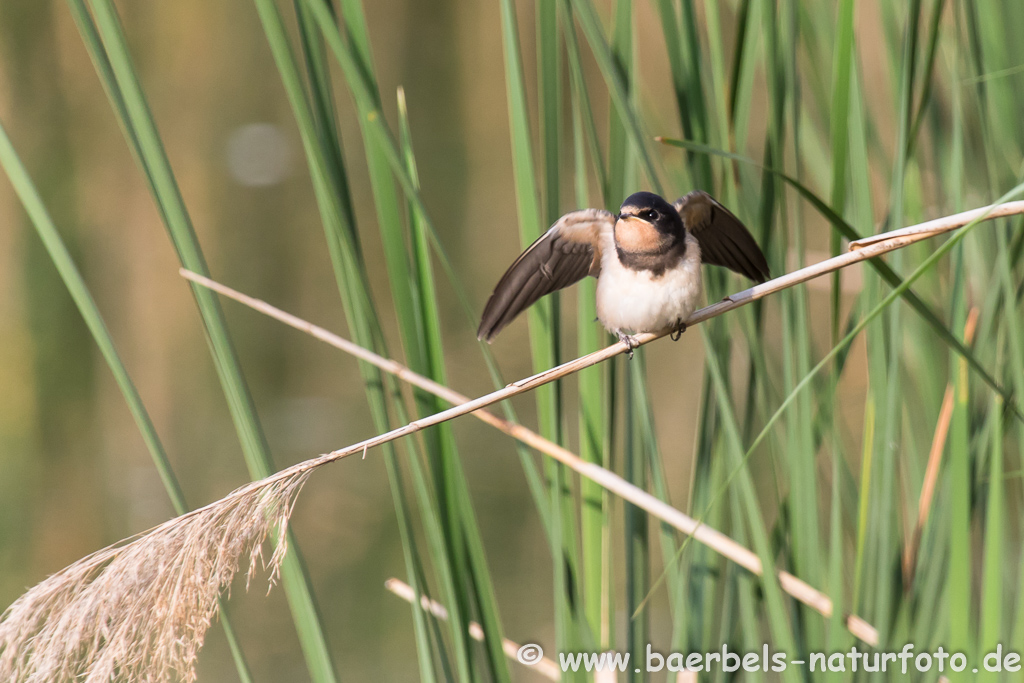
[[595, 232, 703, 334]]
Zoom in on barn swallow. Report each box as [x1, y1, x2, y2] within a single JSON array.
[[477, 190, 770, 356]]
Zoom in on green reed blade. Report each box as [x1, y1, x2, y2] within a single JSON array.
[[73, 0, 339, 678], [0, 116, 257, 683]]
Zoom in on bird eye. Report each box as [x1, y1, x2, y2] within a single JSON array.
[[640, 209, 656, 221]]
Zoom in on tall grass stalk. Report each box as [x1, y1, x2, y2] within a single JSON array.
[[0, 119, 254, 683], [67, 0, 338, 679]]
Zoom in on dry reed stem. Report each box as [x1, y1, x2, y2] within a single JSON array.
[[2, 202, 1020, 682], [385, 578, 562, 681], [179, 269, 880, 644], [846, 202, 1024, 249], [902, 308, 980, 587]]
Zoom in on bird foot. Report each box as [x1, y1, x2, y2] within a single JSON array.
[[617, 331, 638, 359], [670, 319, 687, 341]]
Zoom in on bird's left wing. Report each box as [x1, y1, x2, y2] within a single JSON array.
[[477, 208, 613, 342], [674, 191, 770, 283]]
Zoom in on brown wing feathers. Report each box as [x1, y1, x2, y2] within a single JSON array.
[[477, 209, 610, 342], [674, 191, 770, 283], [478, 195, 767, 342]]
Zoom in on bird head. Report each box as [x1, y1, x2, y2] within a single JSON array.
[[614, 191, 683, 253]]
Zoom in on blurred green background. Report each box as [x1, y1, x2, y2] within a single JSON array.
[[2, 0, 1024, 681]]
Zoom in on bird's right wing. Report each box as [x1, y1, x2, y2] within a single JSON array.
[[477, 208, 613, 342]]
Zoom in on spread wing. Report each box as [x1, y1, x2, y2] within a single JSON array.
[[478, 208, 612, 342], [674, 191, 770, 283]]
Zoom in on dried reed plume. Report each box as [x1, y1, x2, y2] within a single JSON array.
[[0, 470, 310, 683], [2, 200, 1022, 682]]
